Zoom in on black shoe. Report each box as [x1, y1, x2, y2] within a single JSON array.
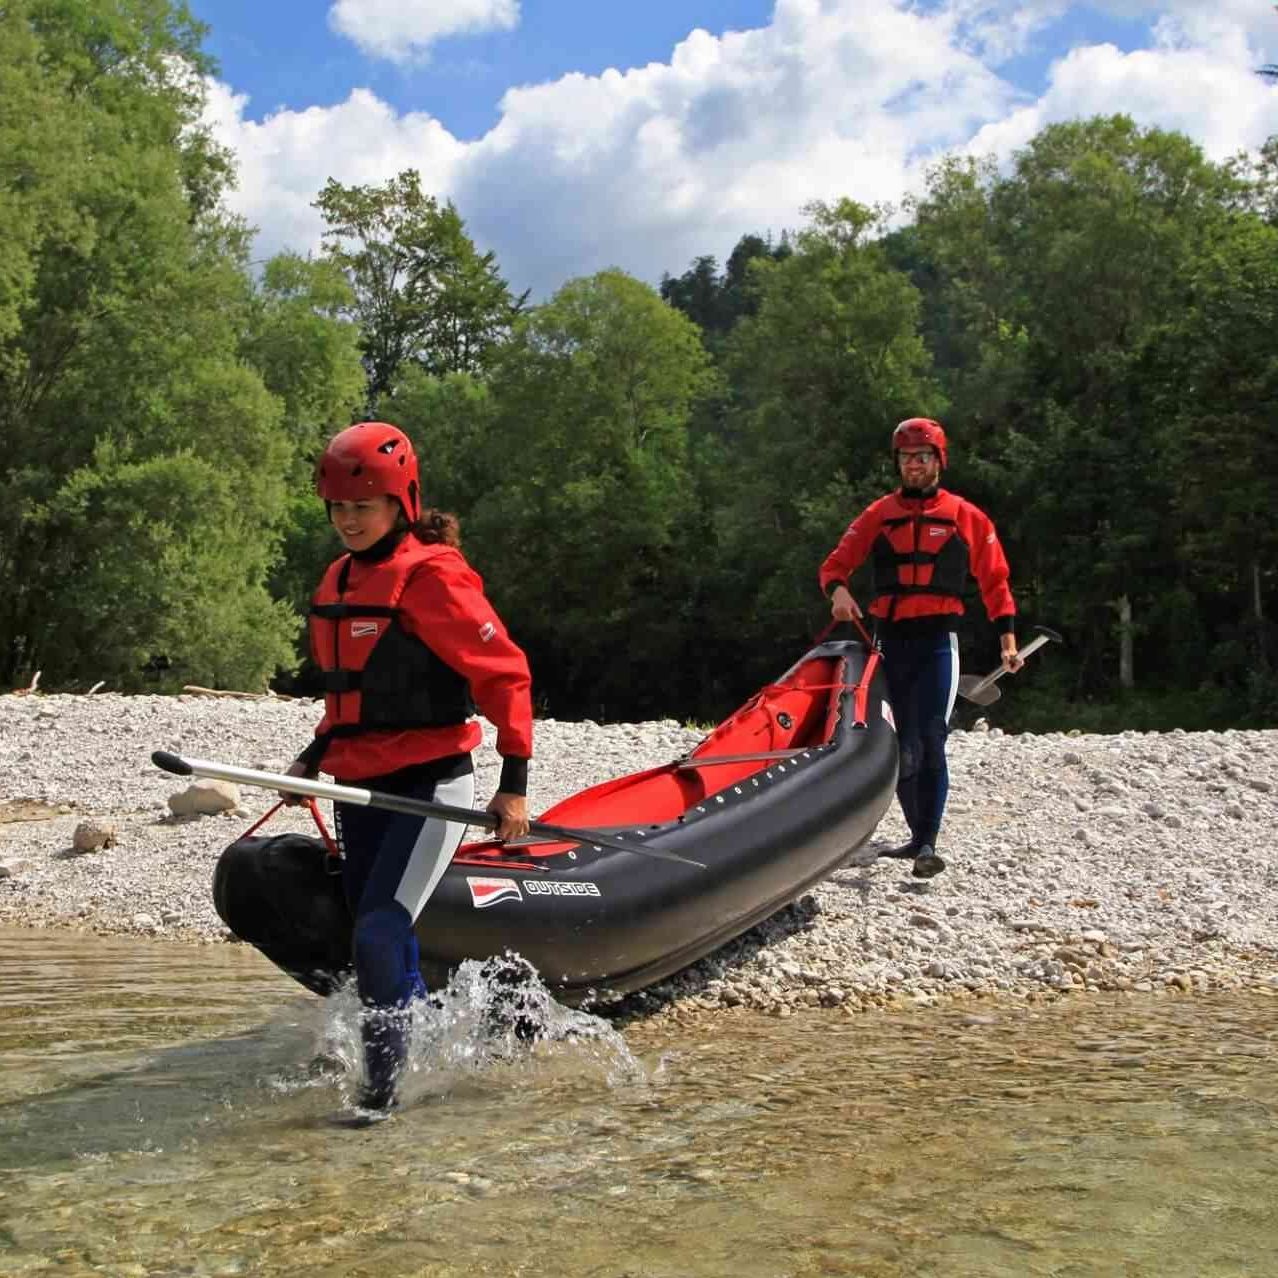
[[355, 1082, 398, 1114], [911, 845, 946, 879], [879, 841, 921, 860]]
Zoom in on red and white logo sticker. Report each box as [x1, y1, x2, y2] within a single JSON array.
[[350, 621, 380, 639], [881, 699, 896, 731], [466, 877, 523, 908], [478, 621, 496, 643]]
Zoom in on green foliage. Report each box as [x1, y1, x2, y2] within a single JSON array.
[[2, 3, 1273, 731], [30, 441, 296, 690], [314, 170, 526, 405], [707, 199, 940, 688], [0, 0, 311, 692], [464, 270, 715, 717], [659, 232, 791, 348], [241, 253, 366, 460], [374, 366, 495, 514]]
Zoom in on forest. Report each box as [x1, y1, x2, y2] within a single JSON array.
[[2, 0, 1275, 731]]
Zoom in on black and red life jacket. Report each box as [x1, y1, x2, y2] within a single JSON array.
[[309, 542, 474, 738], [868, 489, 970, 610]]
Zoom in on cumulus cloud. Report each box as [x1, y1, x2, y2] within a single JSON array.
[[329, 0, 519, 64], [203, 0, 1278, 297], [966, 38, 1278, 163]]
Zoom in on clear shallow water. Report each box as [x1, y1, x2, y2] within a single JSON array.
[[0, 928, 1275, 1277]]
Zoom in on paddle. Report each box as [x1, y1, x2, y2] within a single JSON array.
[[151, 752, 705, 868], [956, 625, 1063, 707]]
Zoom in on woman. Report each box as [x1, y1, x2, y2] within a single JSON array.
[[819, 418, 1022, 880], [286, 421, 533, 1112]]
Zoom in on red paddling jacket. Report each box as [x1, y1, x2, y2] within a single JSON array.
[[819, 487, 1016, 636], [300, 534, 533, 787]]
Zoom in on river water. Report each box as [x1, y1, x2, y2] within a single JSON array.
[[0, 927, 1274, 1277]]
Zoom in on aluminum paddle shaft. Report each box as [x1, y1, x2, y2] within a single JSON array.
[[151, 752, 704, 868], [956, 625, 1063, 707]]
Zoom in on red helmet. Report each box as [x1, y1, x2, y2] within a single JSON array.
[[892, 417, 947, 468], [315, 422, 420, 522]]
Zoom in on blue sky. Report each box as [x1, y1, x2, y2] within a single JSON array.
[[199, 1, 1159, 138], [200, 1, 784, 140], [193, 1, 1278, 297]]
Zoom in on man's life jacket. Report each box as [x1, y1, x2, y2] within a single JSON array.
[[819, 486, 1016, 631], [868, 489, 969, 611], [309, 543, 474, 739]]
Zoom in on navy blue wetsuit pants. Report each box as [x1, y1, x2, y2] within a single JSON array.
[[333, 754, 475, 1101], [880, 632, 959, 849]]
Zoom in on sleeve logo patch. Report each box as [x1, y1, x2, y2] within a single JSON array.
[[478, 622, 496, 643]]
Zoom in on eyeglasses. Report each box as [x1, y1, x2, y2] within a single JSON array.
[[898, 450, 937, 465]]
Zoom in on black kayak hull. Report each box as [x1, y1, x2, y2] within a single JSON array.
[[213, 639, 897, 1001]]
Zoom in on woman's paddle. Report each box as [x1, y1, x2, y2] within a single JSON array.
[[151, 751, 705, 868]]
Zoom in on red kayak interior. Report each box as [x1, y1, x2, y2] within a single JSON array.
[[454, 652, 852, 868]]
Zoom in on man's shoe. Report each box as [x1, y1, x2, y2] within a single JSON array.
[[879, 841, 921, 860], [911, 845, 946, 879]]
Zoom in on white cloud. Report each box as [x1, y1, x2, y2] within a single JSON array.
[[203, 1, 1278, 298], [329, 0, 519, 64], [966, 20, 1278, 163]]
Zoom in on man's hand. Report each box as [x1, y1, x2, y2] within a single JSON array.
[[830, 585, 862, 622], [487, 791, 530, 840], [278, 760, 311, 806], [1000, 634, 1025, 673]]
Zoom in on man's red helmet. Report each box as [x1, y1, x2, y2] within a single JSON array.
[[316, 422, 420, 522], [892, 417, 948, 468]]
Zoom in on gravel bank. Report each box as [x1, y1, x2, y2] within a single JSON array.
[[2, 692, 1276, 1020]]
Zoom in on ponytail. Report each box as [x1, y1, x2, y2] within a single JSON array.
[[411, 508, 461, 547]]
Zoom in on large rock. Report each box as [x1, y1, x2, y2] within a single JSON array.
[[72, 820, 116, 852], [168, 779, 241, 816]]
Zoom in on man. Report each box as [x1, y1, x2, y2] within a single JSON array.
[[819, 418, 1022, 879]]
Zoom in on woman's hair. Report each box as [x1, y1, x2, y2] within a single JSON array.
[[409, 507, 461, 547]]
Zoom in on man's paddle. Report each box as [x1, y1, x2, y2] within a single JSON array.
[[956, 625, 1062, 707], [151, 752, 705, 868]]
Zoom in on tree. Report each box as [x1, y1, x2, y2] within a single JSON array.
[[710, 200, 939, 685], [314, 171, 526, 405], [0, 0, 303, 690], [466, 270, 715, 717], [660, 233, 791, 348], [1160, 215, 1278, 710], [910, 118, 1238, 695]]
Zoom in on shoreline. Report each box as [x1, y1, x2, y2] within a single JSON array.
[[2, 692, 1276, 1022]]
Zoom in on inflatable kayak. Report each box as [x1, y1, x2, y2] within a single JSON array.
[[211, 636, 897, 1002]]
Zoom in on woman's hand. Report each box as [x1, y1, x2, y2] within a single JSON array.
[[487, 791, 530, 840], [1000, 634, 1025, 673], [830, 585, 862, 622], [278, 760, 311, 806]]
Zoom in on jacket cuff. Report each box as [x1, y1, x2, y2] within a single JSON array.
[[498, 756, 529, 797], [295, 733, 329, 774], [823, 578, 847, 599], [994, 614, 1017, 636]]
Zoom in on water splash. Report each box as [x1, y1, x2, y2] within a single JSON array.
[[313, 952, 646, 1110]]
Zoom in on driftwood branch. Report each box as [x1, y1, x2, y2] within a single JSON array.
[[181, 684, 297, 702], [10, 671, 41, 696]]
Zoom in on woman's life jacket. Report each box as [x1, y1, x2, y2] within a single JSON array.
[[819, 487, 1016, 635], [303, 535, 533, 784]]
